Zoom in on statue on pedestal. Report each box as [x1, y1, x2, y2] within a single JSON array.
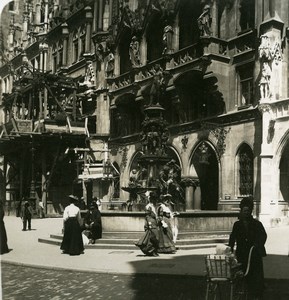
[[129, 36, 141, 67], [197, 4, 211, 36]]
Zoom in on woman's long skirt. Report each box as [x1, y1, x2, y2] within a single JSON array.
[[0, 220, 9, 254], [158, 217, 176, 254], [61, 217, 84, 255], [135, 228, 159, 255]]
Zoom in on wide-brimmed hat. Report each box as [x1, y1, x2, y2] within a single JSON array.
[[68, 195, 78, 202], [163, 194, 172, 199]]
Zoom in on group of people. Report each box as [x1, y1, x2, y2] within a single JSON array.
[[0, 191, 268, 298], [136, 194, 267, 299], [135, 192, 179, 256], [60, 195, 102, 256]]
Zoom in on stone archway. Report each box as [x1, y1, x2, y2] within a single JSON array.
[[279, 142, 289, 204], [191, 141, 219, 210]]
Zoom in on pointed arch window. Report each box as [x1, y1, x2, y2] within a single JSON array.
[[239, 0, 255, 32], [79, 25, 86, 58], [237, 143, 253, 196], [237, 64, 254, 108], [73, 30, 79, 63]]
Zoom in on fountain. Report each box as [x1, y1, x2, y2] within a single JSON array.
[[122, 104, 185, 210]]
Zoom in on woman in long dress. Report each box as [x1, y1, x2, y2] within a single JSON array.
[[0, 203, 9, 255], [157, 194, 176, 254], [229, 196, 267, 299], [135, 192, 159, 256], [61, 195, 84, 255]]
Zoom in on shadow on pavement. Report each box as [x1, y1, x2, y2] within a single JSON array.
[[129, 253, 289, 300]]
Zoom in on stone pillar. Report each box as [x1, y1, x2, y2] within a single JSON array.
[[43, 0, 49, 31], [22, 13, 29, 48], [181, 176, 201, 211], [61, 23, 69, 67], [35, 2, 41, 26], [194, 183, 202, 210], [85, 6, 93, 53], [42, 43, 48, 118], [258, 103, 274, 226], [98, 0, 104, 30], [211, 0, 218, 36]]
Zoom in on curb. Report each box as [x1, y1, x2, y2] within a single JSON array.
[[1, 260, 206, 280]]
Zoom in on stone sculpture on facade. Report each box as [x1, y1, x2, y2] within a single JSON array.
[[197, 4, 212, 36], [259, 61, 271, 100], [258, 34, 272, 100], [162, 24, 174, 55], [105, 50, 115, 77], [149, 64, 165, 105], [129, 36, 141, 67]]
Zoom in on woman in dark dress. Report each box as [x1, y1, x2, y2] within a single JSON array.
[[83, 201, 102, 244], [135, 199, 159, 257], [0, 202, 9, 254], [61, 195, 84, 255], [229, 196, 267, 300]]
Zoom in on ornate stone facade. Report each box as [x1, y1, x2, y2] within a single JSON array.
[[1, 1, 289, 225]]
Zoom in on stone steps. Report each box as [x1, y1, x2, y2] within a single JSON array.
[[38, 231, 229, 251]]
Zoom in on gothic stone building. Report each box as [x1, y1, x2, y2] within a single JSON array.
[[0, 0, 289, 226]]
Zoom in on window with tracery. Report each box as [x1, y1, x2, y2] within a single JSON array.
[[238, 144, 253, 196], [238, 64, 254, 107], [73, 30, 79, 63], [239, 0, 255, 32]]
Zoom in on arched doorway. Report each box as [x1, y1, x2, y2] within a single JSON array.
[[191, 142, 219, 210], [279, 141, 289, 204]]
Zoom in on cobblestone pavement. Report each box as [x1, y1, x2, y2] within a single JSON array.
[[2, 263, 205, 300], [2, 263, 289, 300]]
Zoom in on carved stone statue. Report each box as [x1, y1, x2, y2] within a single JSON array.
[[159, 160, 183, 202], [197, 4, 211, 36], [149, 64, 164, 105], [259, 34, 272, 60], [162, 25, 174, 55], [105, 51, 115, 77], [259, 61, 271, 100], [147, 125, 160, 155], [129, 36, 141, 67]]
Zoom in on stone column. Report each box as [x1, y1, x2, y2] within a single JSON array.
[[22, 13, 29, 48], [61, 23, 69, 67], [85, 6, 93, 53], [211, 0, 218, 36], [258, 103, 274, 226], [98, 0, 104, 30], [181, 176, 201, 211], [43, 0, 49, 32]]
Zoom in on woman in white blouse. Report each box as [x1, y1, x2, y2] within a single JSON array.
[[60, 195, 84, 255]]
